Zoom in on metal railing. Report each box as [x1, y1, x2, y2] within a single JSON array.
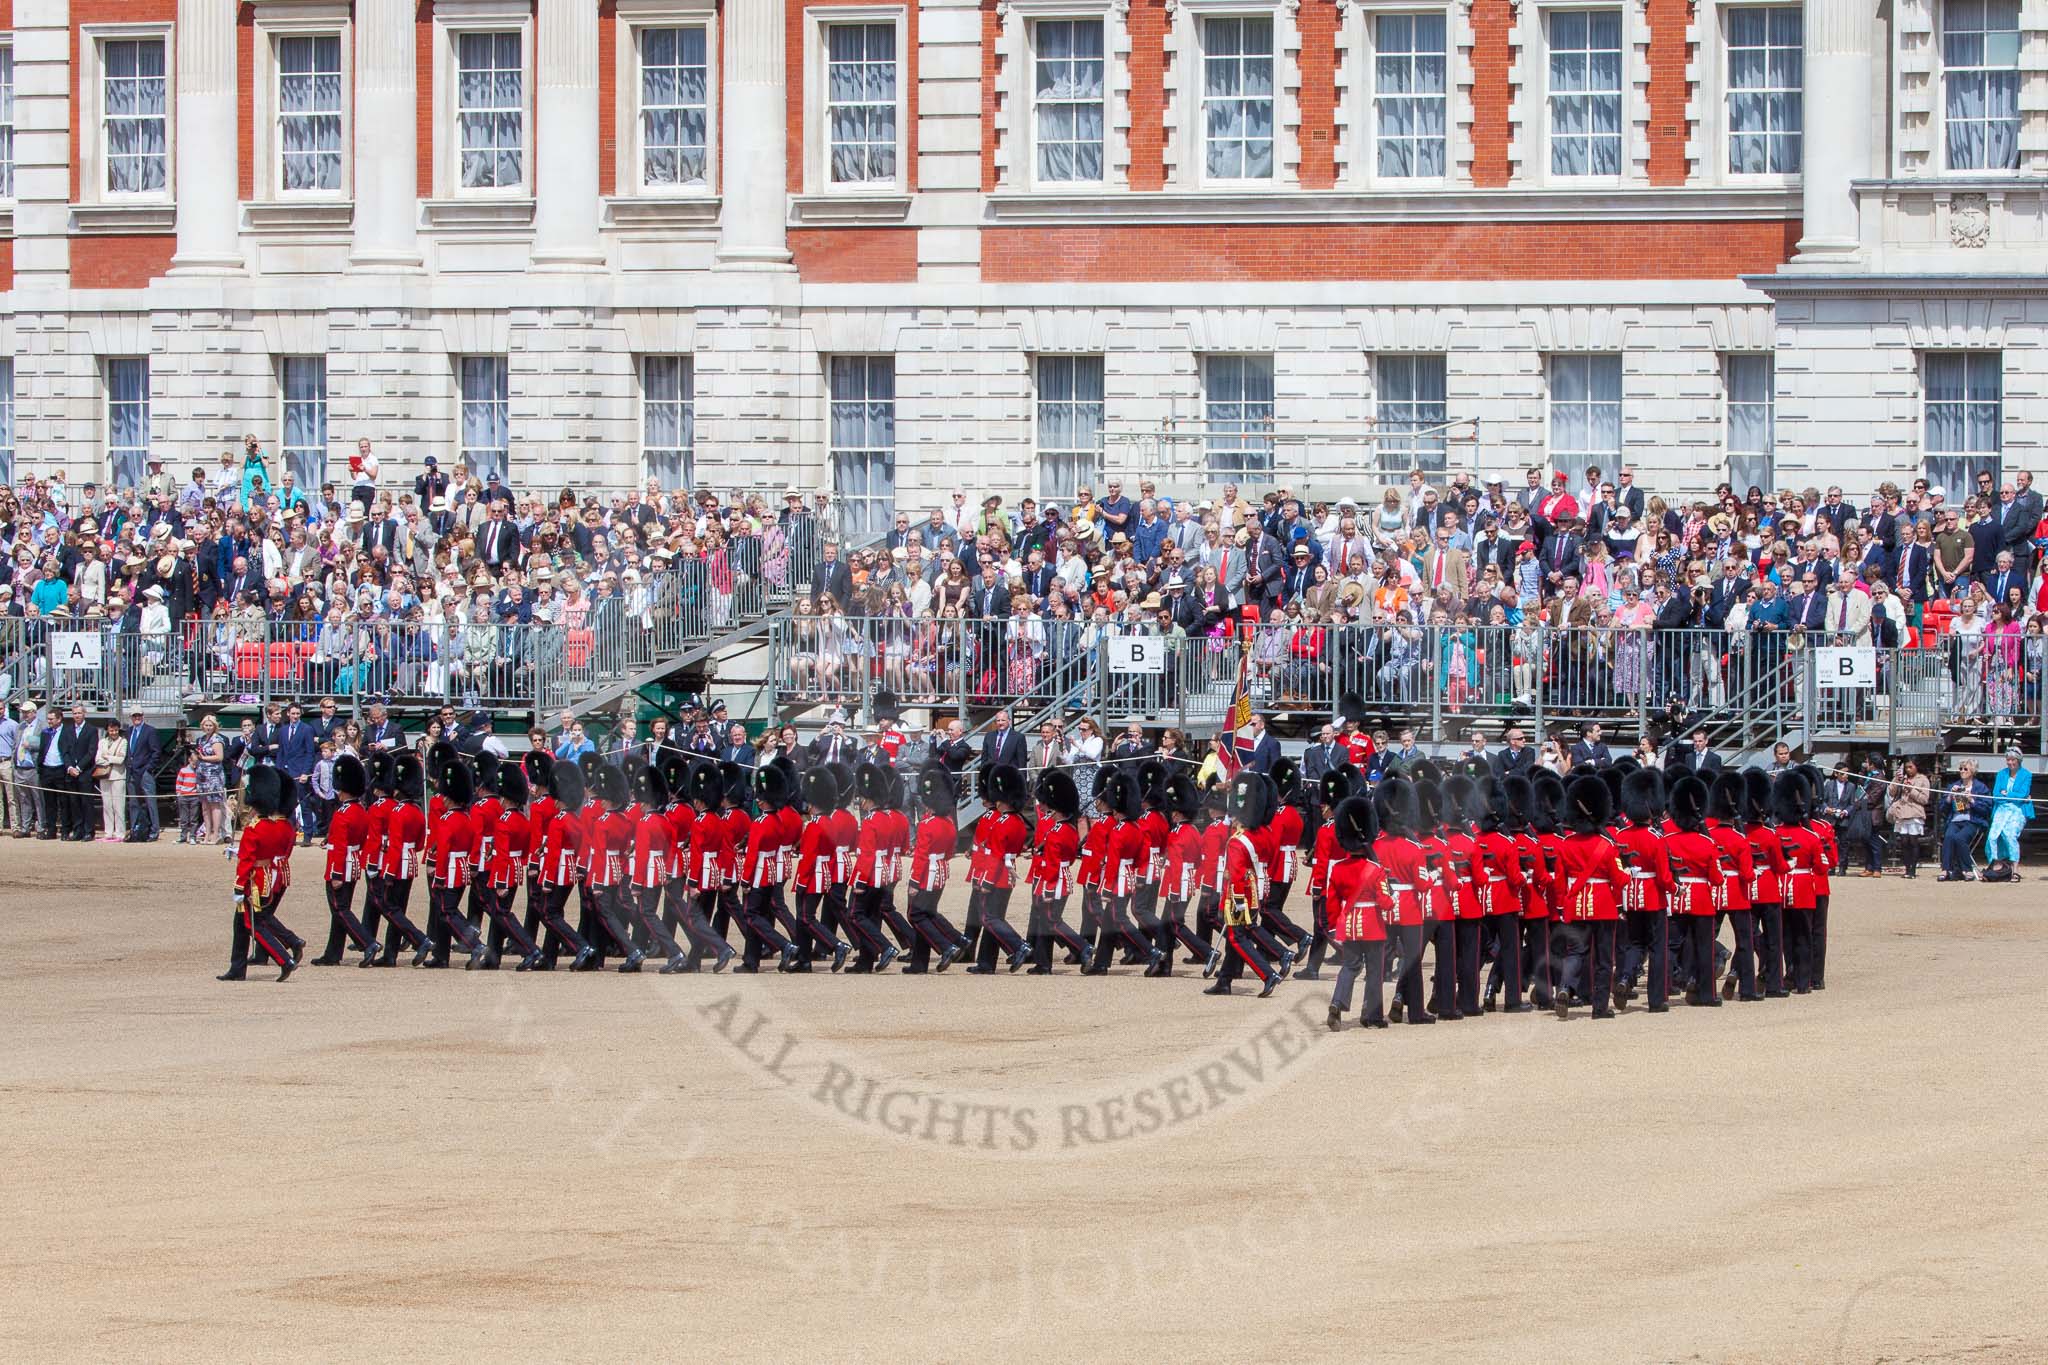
[[765, 615, 2048, 756]]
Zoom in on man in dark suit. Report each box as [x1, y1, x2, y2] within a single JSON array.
[[222, 555, 266, 607], [1614, 466, 1646, 523], [1815, 486, 1855, 539], [1787, 573, 1828, 632], [308, 696, 344, 747], [2009, 471, 2043, 573], [1300, 725, 1344, 783], [980, 708, 1026, 776], [363, 700, 405, 753], [1237, 714, 1281, 774], [930, 719, 974, 780], [1671, 729, 1722, 777], [1980, 550, 2021, 604], [53, 704, 97, 841], [275, 702, 319, 843], [806, 716, 857, 770], [816, 542, 853, 611], [123, 706, 163, 842], [719, 722, 755, 772], [1537, 521, 1584, 593], [1250, 528, 1288, 614], [1568, 722, 1611, 771], [478, 502, 523, 574], [1490, 726, 1536, 780]]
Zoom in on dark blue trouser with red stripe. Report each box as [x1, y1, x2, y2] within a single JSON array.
[[1215, 924, 1276, 986]]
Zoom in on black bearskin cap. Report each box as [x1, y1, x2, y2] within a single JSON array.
[[638, 761, 671, 810], [1743, 767, 1774, 825], [552, 759, 586, 813], [523, 748, 555, 790], [1564, 772, 1611, 834], [1227, 770, 1276, 831], [1319, 763, 1360, 809], [1502, 773, 1535, 832], [1270, 756, 1302, 802], [1164, 771, 1200, 819], [1710, 770, 1746, 826], [394, 750, 426, 804], [1772, 769, 1811, 825], [427, 739, 460, 790], [332, 753, 368, 802], [442, 756, 476, 809], [1669, 774, 1709, 831], [855, 760, 893, 807], [800, 765, 840, 814], [753, 760, 793, 810], [1038, 768, 1082, 822], [244, 764, 290, 819], [686, 761, 724, 810], [985, 763, 1028, 811], [1621, 767, 1666, 826], [498, 762, 530, 810], [919, 765, 958, 818], [1331, 794, 1379, 855], [1373, 776, 1416, 839], [474, 750, 501, 796]]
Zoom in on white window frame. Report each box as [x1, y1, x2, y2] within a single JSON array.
[[0, 358, 15, 488], [611, 0, 720, 200], [278, 355, 329, 492], [1029, 16, 1110, 187], [827, 355, 899, 539], [1201, 353, 1278, 483], [77, 24, 176, 207], [1723, 352, 1774, 492], [1716, 4, 1800, 181], [1938, 0, 2022, 174], [1375, 353, 1450, 474], [1366, 8, 1451, 185], [1508, 0, 1643, 187], [1542, 6, 1626, 181], [457, 354, 512, 482], [1035, 354, 1107, 499], [804, 7, 909, 195], [1921, 350, 2003, 491], [1168, 0, 1298, 190], [250, 4, 354, 203], [1, 42, 17, 203], [432, 2, 535, 201], [104, 356, 152, 491], [1545, 352, 1624, 470], [641, 354, 696, 489], [994, 0, 1130, 191], [1197, 12, 1279, 185]]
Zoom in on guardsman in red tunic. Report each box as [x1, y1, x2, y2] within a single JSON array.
[[1193, 785, 1231, 977], [1075, 777, 1114, 962], [1662, 775, 1729, 1007], [1299, 765, 1359, 982], [1155, 772, 1210, 976], [219, 765, 301, 982], [622, 763, 690, 973], [1086, 769, 1162, 975], [903, 767, 969, 973], [1527, 772, 1568, 1010], [309, 753, 377, 966], [1552, 774, 1624, 1020], [671, 761, 735, 973], [845, 762, 906, 974], [735, 762, 800, 973], [584, 765, 648, 972], [1203, 771, 1282, 998], [463, 754, 505, 933], [519, 751, 559, 952], [473, 762, 544, 970], [1705, 771, 1761, 1002], [872, 790, 918, 953], [1131, 759, 1173, 964], [527, 760, 596, 971], [1613, 767, 1677, 1012], [1323, 793, 1391, 1030], [1414, 778, 1462, 1022], [787, 766, 851, 972], [1442, 773, 1490, 1017], [419, 757, 484, 968], [1372, 777, 1434, 1024], [1775, 771, 1823, 993], [1476, 773, 1530, 1013], [1261, 758, 1312, 963], [355, 753, 396, 964], [821, 763, 860, 943], [364, 751, 431, 966], [1026, 768, 1092, 973], [965, 764, 1031, 973], [1798, 763, 1838, 990], [1740, 769, 1790, 997]]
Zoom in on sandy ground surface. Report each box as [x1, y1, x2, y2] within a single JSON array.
[[3, 842, 2046, 1363]]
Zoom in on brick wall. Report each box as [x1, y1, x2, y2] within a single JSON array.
[[71, 235, 179, 289], [1296, 0, 1339, 189], [789, 226, 919, 281], [1468, 0, 1513, 188], [786, 0, 919, 195], [416, 0, 435, 198], [0, 238, 12, 294], [1646, 0, 1694, 184], [1127, 0, 1166, 190], [237, 4, 256, 201], [598, 0, 617, 196], [981, 219, 1801, 282], [979, 0, 999, 192]]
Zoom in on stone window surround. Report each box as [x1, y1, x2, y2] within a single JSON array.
[[247, 1, 355, 208], [1164, 0, 1303, 189], [429, 0, 537, 202], [801, 4, 911, 196], [992, 0, 1134, 192], [610, 0, 721, 201], [1683, 0, 1804, 191], [1893, 0, 2048, 178], [1335, 0, 1474, 189], [73, 22, 178, 225], [1505, 0, 1651, 188]]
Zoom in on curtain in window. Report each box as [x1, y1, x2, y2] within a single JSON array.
[[108, 359, 150, 491], [0, 359, 13, 487], [460, 357, 509, 482], [279, 36, 343, 191], [1944, 0, 2021, 169], [105, 40, 168, 193], [281, 358, 327, 489], [830, 358, 896, 536]]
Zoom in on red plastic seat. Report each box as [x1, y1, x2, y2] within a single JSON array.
[[233, 643, 264, 680]]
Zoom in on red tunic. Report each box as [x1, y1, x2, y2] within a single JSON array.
[[851, 813, 891, 889], [377, 802, 426, 880], [490, 809, 531, 889], [1475, 830, 1526, 916], [1611, 822, 1675, 914], [743, 810, 783, 887], [632, 808, 673, 888], [324, 800, 372, 882], [1706, 820, 1755, 911], [692, 809, 734, 889], [235, 816, 296, 898], [969, 811, 1028, 889], [1108, 819, 1147, 898], [1744, 824, 1787, 905], [427, 808, 475, 890], [1307, 822, 1339, 898], [773, 806, 804, 882], [1031, 819, 1081, 898], [467, 795, 503, 872], [1370, 834, 1430, 927], [794, 816, 837, 894], [361, 797, 392, 873], [1664, 828, 1727, 916], [1513, 831, 1550, 920], [1268, 804, 1304, 884], [1077, 817, 1111, 889], [1198, 821, 1229, 892], [537, 806, 583, 888], [587, 809, 632, 889], [1779, 824, 1823, 910], [880, 809, 911, 883], [1135, 809, 1169, 884], [1443, 830, 1485, 920], [1554, 832, 1625, 922], [1417, 833, 1453, 921], [665, 803, 695, 880], [1808, 818, 1838, 896], [722, 809, 752, 883], [1221, 829, 1266, 917], [1162, 822, 1202, 903], [827, 809, 858, 885], [909, 815, 956, 890], [1325, 855, 1389, 942]]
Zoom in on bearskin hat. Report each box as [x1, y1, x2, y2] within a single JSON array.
[[523, 748, 555, 791], [1564, 772, 1612, 834], [498, 762, 530, 810], [854, 760, 893, 808], [919, 766, 958, 819], [1270, 756, 1302, 803], [474, 750, 501, 796], [394, 750, 426, 804], [1621, 767, 1666, 827], [1443, 773, 1477, 830], [686, 760, 724, 810], [593, 763, 629, 810], [1138, 757, 1167, 809], [1743, 767, 1775, 826], [1710, 770, 1746, 826], [1331, 793, 1379, 856], [370, 750, 397, 796], [332, 753, 368, 802], [800, 765, 840, 815], [1226, 770, 1277, 831], [1373, 775, 1416, 839], [1202, 776, 1229, 814], [717, 759, 747, 806], [552, 758, 586, 813], [1669, 774, 1709, 831], [1164, 770, 1200, 820], [1319, 762, 1360, 810], [656, 748, 690, 799], [426, 739, 460, 791], [1414, 778, 1443, 832], [244, 764, 290, 819], [1463, 771, 1496, 827], [1408, 756, 1442, 785], [1038, 768, 1082, 822], [577, 750, 604, 788], [638, 760, 671, 810], [753, 759, 793, 810], [984, 763, 1027, 811], [442, 756, 477, 809], [1503, 773, 1535, 833], [1772, 769, 1811, 826], [1336, 691, 1367, 726], [827, 761, 858, 810], [1532, 771, 1567, 834]]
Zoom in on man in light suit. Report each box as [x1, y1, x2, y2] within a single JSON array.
[[1419, 529, 1469, 599], [1820, 578, 1873, 643]]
